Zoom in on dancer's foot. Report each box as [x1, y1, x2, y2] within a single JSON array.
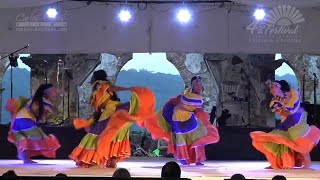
[[180, 160, 190, 165], [108, 157, 117, 168], [17, 153, 23, 160], [303, 154, 311, 169], [19, 151, 36, 164], [196, 162, 204, 166], [76, 162, 91, 168], [23, 159, 37, 164], [265, 166, 273, 169]]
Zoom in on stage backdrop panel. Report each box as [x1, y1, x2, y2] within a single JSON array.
[[0, 1, 320, 54]]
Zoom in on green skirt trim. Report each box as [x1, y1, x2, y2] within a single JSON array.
[[171, 119, 207, 146], [112, 123, 131, 142], [79, 133, 99, 150], [13, 126, 48, 143]]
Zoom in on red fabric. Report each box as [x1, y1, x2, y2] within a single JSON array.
[[6, 99, 19, 144], [17, 134, 61, 158], [73, 118, 90, 129], [170, 144, 206, 164]]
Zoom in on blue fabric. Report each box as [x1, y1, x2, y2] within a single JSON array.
[[171, 115, 198, 134], [286, 100, 300, 111], [12, 118, 37, 132], [161, 102, 198, 134], [89, 102, 130, 135], [161, 102, 175, 125], [275, 112, 302, 131], [181, 95, 203, 104], [89, 120, 108, 135]]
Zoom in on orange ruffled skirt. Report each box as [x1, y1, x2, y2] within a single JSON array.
[[69, 87, 156, 167], [250, 110, 320, 169]]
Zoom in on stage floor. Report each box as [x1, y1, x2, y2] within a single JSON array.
[[0, 158, 319, 180]]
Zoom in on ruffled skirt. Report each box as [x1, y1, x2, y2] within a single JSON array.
[[250, 110, 320, 169], [9, 118, 61, 159], [144, 99, 220, 164]]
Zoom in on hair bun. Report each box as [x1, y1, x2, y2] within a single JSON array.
[[91, 70, 108, 83]]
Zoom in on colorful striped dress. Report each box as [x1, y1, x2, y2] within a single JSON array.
[[143, 90, 220, 164], [6, 97, 61, 159], [69, 81, 156, 167], [250, 88, 320, 169]]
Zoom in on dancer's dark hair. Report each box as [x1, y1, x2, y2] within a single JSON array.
[[30, 84, 54, 120], [190, 75, 204, 93], [275, 80, 291, 92], [191, 75, 202, 85], [91, 70, 120, 101]]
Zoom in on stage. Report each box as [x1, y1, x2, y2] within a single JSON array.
[[1, 126, 320, 161], [1, 126, 320, 179], [0, 158, 320, 180]]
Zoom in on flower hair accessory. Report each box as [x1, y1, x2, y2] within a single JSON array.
[[265, 79, 281, 88], [191, 75, 202, 84]]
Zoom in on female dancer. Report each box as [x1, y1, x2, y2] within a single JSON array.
[[250, 80, 320, 169], [70, 70, 155, 168], [6, 84, 61, 163], [143, 75, 220, 165]]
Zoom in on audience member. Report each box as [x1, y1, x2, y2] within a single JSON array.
[[230, 173, 246, 180], [112, 168, 131, 178], [56, 173, 68, 177], [272, 175, 287, 180], [161, 161, 181, 179], [2, 170, 18, 177]]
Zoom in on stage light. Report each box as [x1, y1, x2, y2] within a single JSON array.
[[119, 9, 132, 22], [177, 8, 191, 23], [254, 9, 265, 20], [46, 8, 58, 18]]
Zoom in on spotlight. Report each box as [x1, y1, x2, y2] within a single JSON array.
[[254, 9, 265, 20], [177, 8, 191, 23], [119, 9, 132, 22], [46, 8, 58, 18]]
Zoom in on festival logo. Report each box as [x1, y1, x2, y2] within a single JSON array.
[[246, 5, 305, 43], [15, 8, 68, 32]]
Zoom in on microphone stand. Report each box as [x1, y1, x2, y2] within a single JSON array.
[[44, 60, 48, 84], [302, 69, 306, 105], [65, 68, 73, 119], [241, 68, 260, 127], [0, 45, 29, 61], [313, 73, 318, 126], [0, 45, 29, 120]]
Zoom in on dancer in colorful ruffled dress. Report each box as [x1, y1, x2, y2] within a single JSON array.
[[6, 84, 61, 163], [69, 70, 155, 168], [143, 75, 220, 165], [250, 80, 320, 169]]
